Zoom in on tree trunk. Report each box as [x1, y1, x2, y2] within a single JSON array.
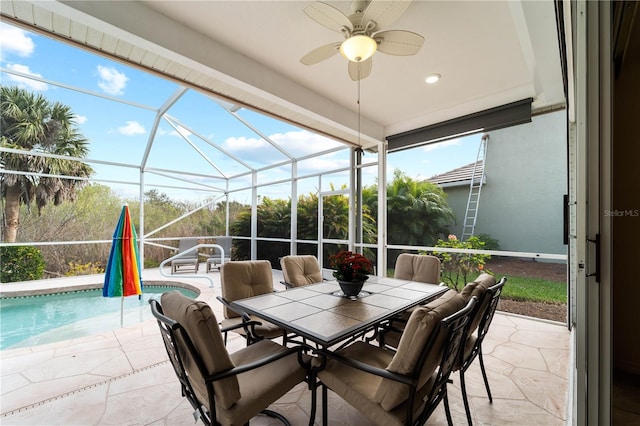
[[4, 185, 21, 243]]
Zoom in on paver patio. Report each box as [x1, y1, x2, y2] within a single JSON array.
[[0, 267, 569, 425]]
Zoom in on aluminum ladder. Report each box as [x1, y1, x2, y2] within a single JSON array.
[[461, 134, 488, 240]]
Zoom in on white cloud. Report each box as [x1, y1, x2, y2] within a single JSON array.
[[223, 130, 344, 165], [97, 65, 128, 95], [4, 63, 48, 91], [223, 135, 284, 165], [118, 121, 145, 136], [225, 136, 270, 150], [271, 130, 343, 154], [0, 24, 35, 59], [157, 127, 183, 138], [74, 115, 88, 124], [156, 126, 191, 139], [298, 156, 349, 173], [224, 130, 338, 153]]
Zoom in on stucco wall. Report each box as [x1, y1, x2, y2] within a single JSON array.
[[443, 111, 567, 255], [442, 186, 469, 239]]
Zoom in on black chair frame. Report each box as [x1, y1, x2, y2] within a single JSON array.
[[376, 283, 450, 351], [216, 295, 272, 346], [453, 276, 507, 425], [312, 297, 477, 426], [149, 299, 306, 426]]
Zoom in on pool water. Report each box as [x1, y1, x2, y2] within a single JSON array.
[[0, 286, 198, 350]]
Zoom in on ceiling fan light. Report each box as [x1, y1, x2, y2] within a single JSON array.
[[340, 35, 377, 62], [425, 73, 441, 84]]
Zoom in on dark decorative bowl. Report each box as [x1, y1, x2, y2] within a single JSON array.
[[337, 279, 366, 297]]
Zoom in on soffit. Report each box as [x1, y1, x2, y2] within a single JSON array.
[[0, 0, 565, 150]]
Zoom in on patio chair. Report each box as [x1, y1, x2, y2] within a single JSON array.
[[451, 275, 507, 425], [375, 254, 445, 349], [378, 272, 496, 348], [280, 255, 323, 288], [149, 291, 310, 426], [217, 260, 287, 345], [313, 294, 477, 426], [171, 238, 199, 274], [394, 253, 441, 284], [377, 287, 460, 349], [206, 236, 232, 272]]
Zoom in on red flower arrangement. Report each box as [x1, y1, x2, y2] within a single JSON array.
[[329, 250, 374, 282]]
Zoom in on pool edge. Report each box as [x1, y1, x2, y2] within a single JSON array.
[[0, 280, 201, 299]]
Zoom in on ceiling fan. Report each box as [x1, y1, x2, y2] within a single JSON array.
[[300, 0, 424, 81]]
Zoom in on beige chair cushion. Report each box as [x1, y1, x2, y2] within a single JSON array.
[[460, 272, 496, 301], [220, 260, 274, 319], [318, 334, 450, 425], [462, 334, 478, 360], [375, 290, 465, 411], [394, 253, 441, 284], [280, 255, 323, 287], [219, 339, 310, 426], [380, 288, 459, 349], [460, 273, 496, 335], [318, 342, 405, 426], [160, 291, 241, 410]]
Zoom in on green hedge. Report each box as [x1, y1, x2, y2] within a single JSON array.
[[0, 246, 45, 283]]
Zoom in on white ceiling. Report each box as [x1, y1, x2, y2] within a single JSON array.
[[0, 0, 565, 150]]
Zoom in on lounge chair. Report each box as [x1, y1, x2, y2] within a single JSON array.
[[171, 238, 199, 274], [206, 236, 232, 272]]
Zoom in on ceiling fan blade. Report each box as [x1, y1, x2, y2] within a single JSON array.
[[300, 42, 341, 65], [304, 2, 353, 33], [375, 30, 424, 56], [348, 58, 373, 81], [361, 0, 412, 31]]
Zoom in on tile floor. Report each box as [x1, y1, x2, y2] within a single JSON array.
[[1, 266, 570, 425]]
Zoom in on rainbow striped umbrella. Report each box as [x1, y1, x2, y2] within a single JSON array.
[[103, 204, 143, 326]]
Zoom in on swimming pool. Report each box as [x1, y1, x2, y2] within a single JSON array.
[[0, 283, 199, 350]]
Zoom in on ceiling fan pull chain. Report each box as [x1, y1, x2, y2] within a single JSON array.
[[357, 67, 361, 145]]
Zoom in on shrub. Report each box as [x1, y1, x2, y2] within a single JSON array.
[[0, 246, 45, 283], [477, 233, 501, 250], [144, 258, 161, 268], [65, 261, 105, 276], [430, 235, 491, 291]]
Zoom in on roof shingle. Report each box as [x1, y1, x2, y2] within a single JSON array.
[[427, 160, 483, 186]]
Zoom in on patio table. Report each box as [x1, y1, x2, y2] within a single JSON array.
[[230, 275, 448, 348], [231, 276, 448, 426]]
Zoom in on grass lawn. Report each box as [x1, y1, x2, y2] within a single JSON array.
[[502, 276, 567, 304], [387, 266, 567, 305]]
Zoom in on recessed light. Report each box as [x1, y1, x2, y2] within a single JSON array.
[[425, 73, 441, 84]]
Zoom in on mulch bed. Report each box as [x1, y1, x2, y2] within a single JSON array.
[[498, 298, 567, 323], [486, 257, 567, 323]]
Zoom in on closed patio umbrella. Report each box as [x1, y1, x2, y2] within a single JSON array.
[[103, 204, 143, 326]]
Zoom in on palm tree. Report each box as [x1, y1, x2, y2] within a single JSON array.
[[385, 170, 455, 246], [1, 86, 93, 242]]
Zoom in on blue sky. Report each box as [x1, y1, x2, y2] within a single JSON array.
[[1, 21, 480, 204]]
